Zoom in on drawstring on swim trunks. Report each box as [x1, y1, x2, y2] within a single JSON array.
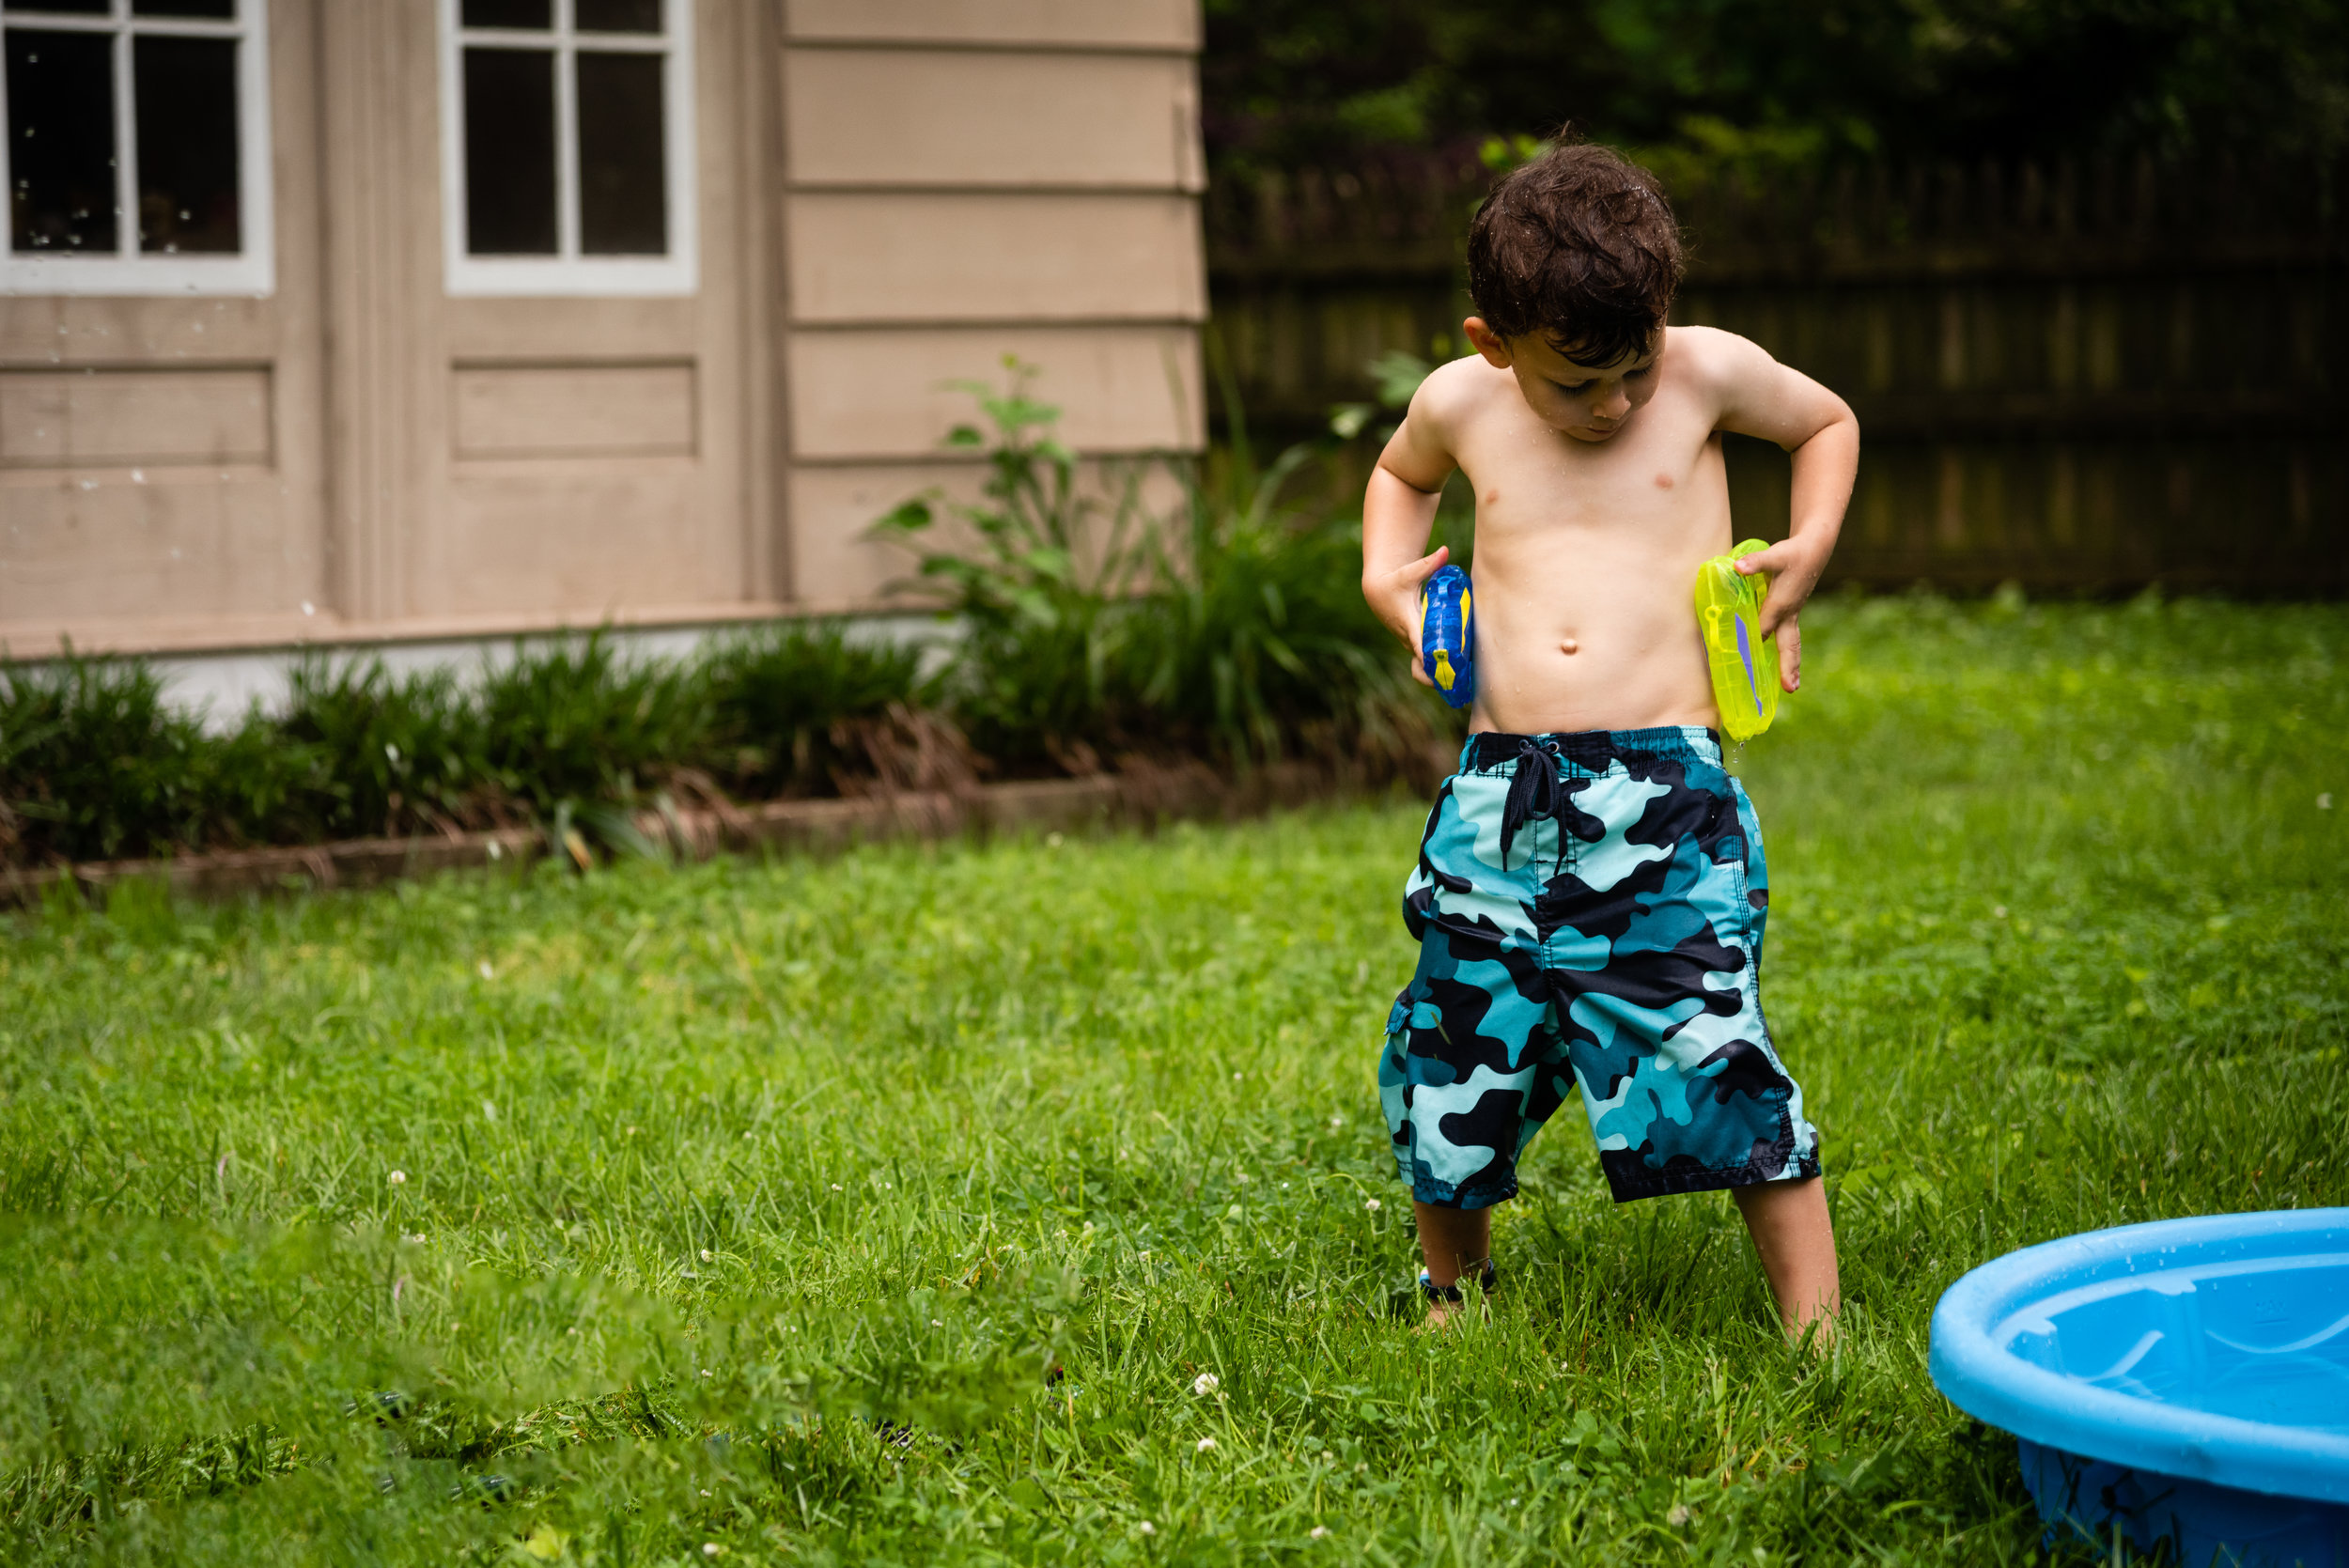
[[1497, 736, 1561, 868]]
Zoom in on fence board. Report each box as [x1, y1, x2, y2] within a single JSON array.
[[1207, 152, 2347, 592]]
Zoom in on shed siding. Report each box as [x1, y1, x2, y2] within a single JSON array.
[[778, 12, 1206, 607], [786, 194, 1205, 323], [784, 0, 1197, 50]]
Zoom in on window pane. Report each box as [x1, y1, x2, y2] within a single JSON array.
[[462, 47, 556, 255], [6, 28, 117, 256], [460, 0, 550, 28], [576, 0, 661, 33], [134, 36, 240, 254], [133, 0, 238, 18], [577, 50, 664, 255]]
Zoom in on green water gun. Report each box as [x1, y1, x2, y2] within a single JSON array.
[[1694, 540, 1781, 743]]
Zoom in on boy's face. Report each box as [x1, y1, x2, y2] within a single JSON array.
[[1462, 318, 1662, 443]]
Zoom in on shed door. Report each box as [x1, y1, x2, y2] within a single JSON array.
[[325, 0, 776, 630]]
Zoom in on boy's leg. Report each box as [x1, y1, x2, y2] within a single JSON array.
[[1383, 742, 1574, 1326], [1414, 1201, 1490, 1284], [1732, 1176, 1841, 1338], [1413, 1201, 1492, 1327]]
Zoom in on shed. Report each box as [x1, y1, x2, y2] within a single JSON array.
[[0, 0, 1206, 658]]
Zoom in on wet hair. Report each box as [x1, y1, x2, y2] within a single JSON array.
[[1466, 141, 1685, 369]]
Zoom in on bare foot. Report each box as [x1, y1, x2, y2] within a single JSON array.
[[1418, 1291, 1486, 1332]]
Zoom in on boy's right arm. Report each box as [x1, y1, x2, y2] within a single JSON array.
[[1361, 381, 1463, 686]]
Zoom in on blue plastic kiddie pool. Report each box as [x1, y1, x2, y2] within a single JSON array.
[[1930, 1209, 2349, 1566]]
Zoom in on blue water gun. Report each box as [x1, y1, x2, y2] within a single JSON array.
[[1418, 564, 1475, 709]]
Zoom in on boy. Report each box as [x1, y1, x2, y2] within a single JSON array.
[[1361, 143, 1857, 1335]]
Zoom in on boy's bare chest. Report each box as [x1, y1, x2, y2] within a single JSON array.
[[1454, 398, 1730, 550]]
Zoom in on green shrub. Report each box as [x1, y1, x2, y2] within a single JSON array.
[[877, 362, 1455, 773], [873, 365, 1154, 770], [270, 658, 487, 840], [474, 633, 707, 820], [1134, 443, 1432, 768], [697, 620, 926, 797], [0, 653, 212, 863]]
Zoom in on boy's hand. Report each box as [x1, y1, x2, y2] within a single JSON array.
[[1735, 536, 1828, 692], [1366, 545, 1450, 687]]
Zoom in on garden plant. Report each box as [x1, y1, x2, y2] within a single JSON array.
[[0, 591, 2341, 1564]]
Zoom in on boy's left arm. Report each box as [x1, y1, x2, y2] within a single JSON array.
[[1706, 335, 1860, 691]]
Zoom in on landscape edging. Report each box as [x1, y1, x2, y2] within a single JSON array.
[[0, 763, 1348, 908]]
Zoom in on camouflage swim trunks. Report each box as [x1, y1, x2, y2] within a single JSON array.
[[1379, 726, 1821, 1207]]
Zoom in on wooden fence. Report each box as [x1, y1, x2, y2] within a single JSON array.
[[1207, 151, 2349, 593]]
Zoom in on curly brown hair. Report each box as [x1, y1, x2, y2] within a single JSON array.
[[1465, 142, 1685, 369]]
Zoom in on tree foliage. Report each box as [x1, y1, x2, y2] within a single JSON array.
[[1204, 0, 2349, 175]]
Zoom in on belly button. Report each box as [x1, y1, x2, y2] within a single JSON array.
[[1561, 638, 1579, 656]]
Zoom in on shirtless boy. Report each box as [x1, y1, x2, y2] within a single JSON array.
[[1361, 143, 1858, 1335]]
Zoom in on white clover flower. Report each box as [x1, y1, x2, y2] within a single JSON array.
[[1138, 1521, 1156, 1537], [478, 960, 494, 980], [389, 1170, 407, 1186], [830, 1183, 843, 1191], [1311, 1526, 1329, 1540], [1192, 1373, 1220, 1396], [931, 1319, 943, 1327], [1363, 1197, 1380, 1212], [1328, 1114, 1346, 1129], [1667, 1503, 1691, 1527], [700, 1249, 714, 1263], [1196, 1436, 1216, 1452], [703, 1545, 722, 1559]]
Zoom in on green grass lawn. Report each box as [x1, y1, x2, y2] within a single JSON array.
[[3, 595, 2345, 1566]]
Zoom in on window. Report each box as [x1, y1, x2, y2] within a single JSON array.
[[440, 0, 694, 297], [0, 0, 272, 295]]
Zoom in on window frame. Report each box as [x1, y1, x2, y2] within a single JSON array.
[[438, 0, 697, 298], [0, 0, 273, 297]]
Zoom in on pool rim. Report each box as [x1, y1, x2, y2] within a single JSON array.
[[1927, 1206, 2349, 1507]]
